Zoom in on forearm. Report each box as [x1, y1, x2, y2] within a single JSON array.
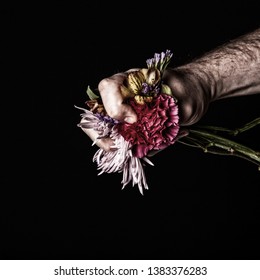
[[183, 27, 260, 100], [163, 28, 260, 125]]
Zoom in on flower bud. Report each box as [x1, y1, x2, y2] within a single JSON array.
[[146, 68, 161, 86]]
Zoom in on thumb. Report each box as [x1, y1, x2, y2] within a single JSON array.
[[120, 103, 137, 124]]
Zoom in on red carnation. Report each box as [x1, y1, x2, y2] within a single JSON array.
[[116, 93, 180, 158]]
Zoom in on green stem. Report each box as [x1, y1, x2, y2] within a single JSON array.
[[179, 128, 260, 170], [232, 117, 260, 135], [192, 117, 260, 136]]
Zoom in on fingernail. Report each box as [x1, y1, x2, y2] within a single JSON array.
[[124, 117, 131, 123], [124, 116, 137, 124]]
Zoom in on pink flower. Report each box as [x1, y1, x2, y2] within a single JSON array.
[[116, 93, 180, 158], [76, 105, 154, 194], [93, 128, 154, 195]]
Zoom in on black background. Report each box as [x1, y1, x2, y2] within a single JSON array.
[[2, 2, 260, 260]]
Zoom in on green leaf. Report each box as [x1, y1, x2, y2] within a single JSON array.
[[86, 85, 99, 100]]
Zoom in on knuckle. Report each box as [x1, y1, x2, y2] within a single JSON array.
[[98, 78, 119, 92], [98, 78, 110, 91], [107, 106, 121, 120]]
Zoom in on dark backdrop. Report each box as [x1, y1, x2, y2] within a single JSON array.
[[2, 2, 260, 260]]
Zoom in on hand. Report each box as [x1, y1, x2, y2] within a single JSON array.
[[80, 68, 199, 152], [80, 70, 139, 151], [80, 28, 260, 152]]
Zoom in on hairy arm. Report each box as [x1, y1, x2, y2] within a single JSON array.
[[163, 28, 260, 126], [80, 28, 260, 150]]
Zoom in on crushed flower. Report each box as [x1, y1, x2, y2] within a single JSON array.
[[76, 50, 179, 194], [76, 49, 260, 195]]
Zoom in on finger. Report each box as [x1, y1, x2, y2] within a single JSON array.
[[98, 75, 137, 124]]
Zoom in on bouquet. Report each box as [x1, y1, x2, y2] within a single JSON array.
[[76, 50, 260, 195]]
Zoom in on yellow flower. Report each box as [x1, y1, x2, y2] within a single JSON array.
[[134, 95, 153, 105], [147, 68, 161, 86], [127, 71, 146, 95]]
